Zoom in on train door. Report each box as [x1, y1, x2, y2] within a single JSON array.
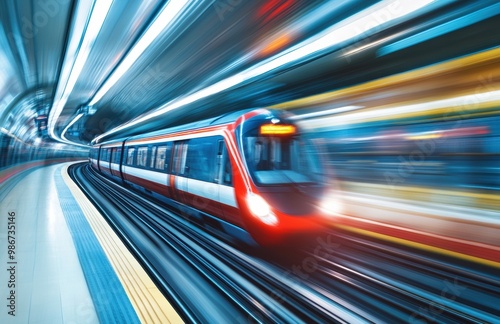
[[216, 139, 241, 226], [97, 147, 102, 171], [122, 146, 137, 184], [172, 141, 189, 205], [118, 143, 125, 179], [183, 137, 225, 220], [110, 147, 121, 178], [99, 148, 110, 172], [153, 143, 172, 197], [94, 146, 101, 170]]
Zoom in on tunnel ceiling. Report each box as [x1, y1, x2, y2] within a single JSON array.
[[1, 0, 499, 148]]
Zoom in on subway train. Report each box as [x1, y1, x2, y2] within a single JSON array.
[[89, 109, 333, 246]]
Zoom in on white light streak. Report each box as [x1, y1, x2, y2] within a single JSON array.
[[89, 0, 190, 106], [48, 0, 113, 145], [0, 127, 25, 144], [290, 106, 363, 120], [61, 113, 84, 141], [95, 0, 436, 142], [301, 90, 500, 130]]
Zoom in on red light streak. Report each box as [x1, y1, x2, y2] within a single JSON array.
[[257, 0, 294, 24]]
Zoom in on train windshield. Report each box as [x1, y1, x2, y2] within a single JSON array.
[[242, 130, 323, 186]]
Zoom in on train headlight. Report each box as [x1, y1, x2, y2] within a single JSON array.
[[247, 193, 278, 225], [319, 191, 343, 216]]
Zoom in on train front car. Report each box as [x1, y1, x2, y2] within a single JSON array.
[[233, 109, 330, 246]]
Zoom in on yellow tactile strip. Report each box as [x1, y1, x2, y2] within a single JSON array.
[[61, 163, 183, 324]]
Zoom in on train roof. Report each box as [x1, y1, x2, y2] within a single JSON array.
[[96, 108, 261, 146]]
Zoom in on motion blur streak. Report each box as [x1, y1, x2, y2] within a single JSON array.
[[379, 2, 500, 56], [271, 46, 500, 266], [88, 0, 193, 106], [49, 0, 113, 144], [1, 1, 500, 322], [94, 0, 439, 142]]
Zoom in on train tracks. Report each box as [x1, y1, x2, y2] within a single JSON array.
[[70, 163, 362, 323], [70, 163, 499, 323], [305, 231, 500, 323]]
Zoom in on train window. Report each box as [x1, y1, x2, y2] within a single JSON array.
[[150, 146, 157, 169], [114, 148, 122, 164], [111, 148, 118, 164], [214, 139, 233, 186], [127, 147, 135, 165], [103, 148, 110, 162], [172, 142, 188, 175], [184, 137, 216, 182], [137, 147, 148, 167], [156, 146, 166, 170], [242, 134, 323, 185], [155, 144, 172, 172], [223, 150, 232, 186]]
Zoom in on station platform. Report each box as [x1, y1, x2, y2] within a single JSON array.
[[0, 162, 182, 324]]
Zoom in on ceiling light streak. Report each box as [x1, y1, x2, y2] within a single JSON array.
[[379, 2, 500, 56], [4, 4, 32, 87], [214, 1, 351, 84], [89, 0, 190, 106], [48, 0, 113, 144], [301, 90, 500, 130], [0, 127, 26, 144], [94, 0, 437, 143], [61, 113, 84, 142], [242, 0, 437, 79], [290, 105, 363, 120], [97, 73, 246, 136]]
